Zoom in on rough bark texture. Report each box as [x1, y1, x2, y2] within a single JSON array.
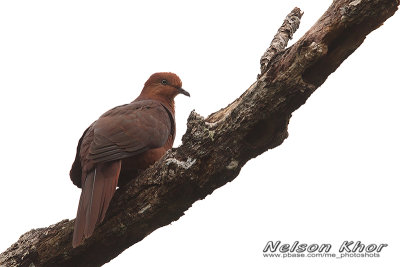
[[259, 7, 303, 76], [1, 0, 398, 266]]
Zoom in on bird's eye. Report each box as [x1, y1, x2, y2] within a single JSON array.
[[161, 79, 167, 85]]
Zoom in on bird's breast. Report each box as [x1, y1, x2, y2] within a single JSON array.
[[118, 146, 168, 187]]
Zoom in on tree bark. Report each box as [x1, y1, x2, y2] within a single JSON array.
[[1, 0, 398, 266]]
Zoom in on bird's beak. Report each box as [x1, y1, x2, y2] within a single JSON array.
[[178, 88, 190, 97]]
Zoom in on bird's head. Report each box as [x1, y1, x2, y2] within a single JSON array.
[[139, 72, 190, 102]]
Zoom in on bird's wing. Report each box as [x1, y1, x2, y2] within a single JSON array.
[[86, 100, 173, 163], [70, 125, 93, 188]]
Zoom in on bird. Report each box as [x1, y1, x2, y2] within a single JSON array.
[[69, 72, 190, 248]]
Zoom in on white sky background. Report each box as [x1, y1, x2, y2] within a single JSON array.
[[0, 1, 399, 266]]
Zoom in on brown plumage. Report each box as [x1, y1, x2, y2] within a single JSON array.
[[70, 72, 189, 248]]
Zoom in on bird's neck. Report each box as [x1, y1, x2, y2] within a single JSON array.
[[135, 94, 175, 115]]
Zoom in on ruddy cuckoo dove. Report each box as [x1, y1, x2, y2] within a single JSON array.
[[70, 72, 189, 247]]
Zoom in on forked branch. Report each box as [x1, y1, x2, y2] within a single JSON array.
[[1, 0, 398, 266]]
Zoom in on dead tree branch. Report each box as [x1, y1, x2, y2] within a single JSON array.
[[1, 0, 398, 266], [259, 7, 303, 76]]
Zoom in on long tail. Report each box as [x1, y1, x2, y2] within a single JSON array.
[[72, 160, 121, 248]]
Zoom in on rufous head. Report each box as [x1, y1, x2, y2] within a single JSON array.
[[139, 72, 190, 100]]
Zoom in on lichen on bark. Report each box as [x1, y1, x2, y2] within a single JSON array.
[[1, 0, 399, 266]]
